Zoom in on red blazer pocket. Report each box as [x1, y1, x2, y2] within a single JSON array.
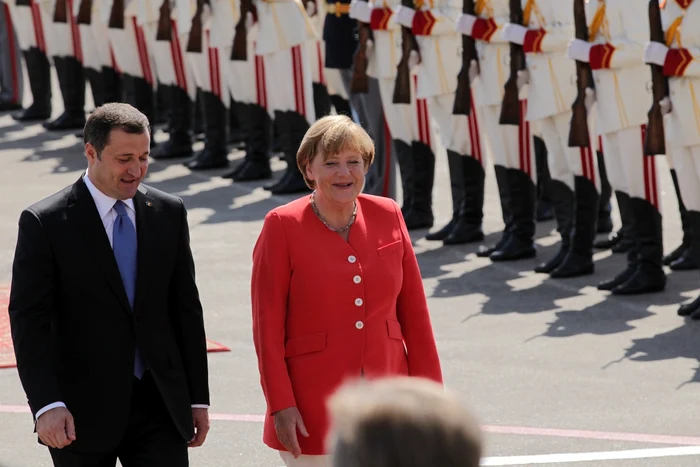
[[386, 319, 404, 340], [377, 240, 403, 257], [284, 332, 327, 358]]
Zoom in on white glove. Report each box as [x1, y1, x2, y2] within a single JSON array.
[[408, 49, 420, 70], [584, 88, 596, 112], [660, 96, 672, 115], [349, 0, 372, 22], [503, 23, 528, 45], [364, 39, 374, 56], [567, 38, 592, 62], [306, 0, 316, 16], [516, 69, 529, 89], [455, 13, 477, 36], [468, 59, 479, 83], [246, 11, 254, 29], [644, 41, 669, 66], [394, 5, 415, 28]]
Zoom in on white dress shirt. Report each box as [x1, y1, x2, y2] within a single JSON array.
[[35, 173, 207, 420]]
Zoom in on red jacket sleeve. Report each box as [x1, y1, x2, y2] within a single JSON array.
[[251, 211, 296, 414], [393, 203, 443, 383]]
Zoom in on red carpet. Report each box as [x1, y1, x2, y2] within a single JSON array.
[[0, 285, 229, 369]]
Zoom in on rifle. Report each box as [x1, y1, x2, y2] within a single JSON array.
[[568, 0, 594, 147], [393, 0, 419, 104], [453, 0, 478, 115], [53, 0, 68, 23], [644, 0, 668, 155], [108, 0, 125, 28], [76, 0, 92, 24], [156, 0, 172, 41], [186, 0, 208, 53], [350, 1, 372, 94], [498, 0, 525, 125], [231, 0, 253, 60]]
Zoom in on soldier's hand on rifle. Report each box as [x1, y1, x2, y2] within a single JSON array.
[[516, 69, 529, 90], [365, 39, 374, 56], [408, 50, 420, 70], [455, 13, 477, 36], [567, 39, 592, 63], [644, 41, 669, 67], [305, 0, 316, 16], [585, 88, 596, 112], [659, 96, 672, 115], [503, 23, 528, 45], [246, 11, 255, 29], [469, 60, 479, 83]]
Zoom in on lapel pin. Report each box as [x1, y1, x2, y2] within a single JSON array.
[[146, 201, 152, 207]]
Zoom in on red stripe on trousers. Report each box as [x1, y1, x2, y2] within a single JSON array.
[[382, 117, 392, 198], [292, 46, 304, 117], [420, 99, 431, 147], [641, 125, 653, 206], [255, 55, 263, 107], [170, 20, 188, 91], [469, 90, 482, 164], [109, 44, 120, 73], [134, 19, 154, 85], [207, 31, 217, 97], [518, 100, 525, 174], [598, 135, 603, 153], [31, 2, 46, 53], [316, 42, 325, 85], [525, 102, 532, 177], [3, 3, 20, 104], [67, 0, 83, 62]]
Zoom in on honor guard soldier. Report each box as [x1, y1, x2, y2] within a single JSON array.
[[147, 0, 198, 160], [645, 0, 700, 310], [405, 0, 486, 244], [5, 0, 50, 119], [254, 0, 318, 194], [456, 0, 538, 259], [350, 0, 438, 229], [568, 0, 666, 293], [504, 0, 601, 278]]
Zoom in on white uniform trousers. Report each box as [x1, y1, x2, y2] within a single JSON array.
[[49, 0, 83, 59], [108, 16, 156, 86], [427, 91, 484, 164], [263, 42, 315, 123], [186, 30, 231, 107], [672, 144, 700, 213], [77, 6, 113, 71], [479, 100, 537, 184], [1, 1, 23, 104], [8, 0, 51, 53], [279, 452, 330, 467], [601, 125, 662, 212], [537, 110, 600, 193], [378, 76, 436, 151], [325, 67, 348, 99], [148, 19, 197, 100], [226, 29, 260, 105]]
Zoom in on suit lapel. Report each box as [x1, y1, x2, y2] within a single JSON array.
[[133, 186, 155, 316], [67, 178, 131, 315]]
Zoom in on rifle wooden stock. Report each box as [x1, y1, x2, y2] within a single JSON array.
[[644, 0, 668, 155], [108, 0, 125, 28], [498, 0, 524, 125], [568, 0, 594, 147], [156, 0, 172, 41], [350, 19, 372, 94], [53, 0, 68, 23], [231, 0, 252, 61], [186, 0, 206, 53], [453, 0, 477, 115], [393, 23, 419, 104], [76, 0, 92, 24]]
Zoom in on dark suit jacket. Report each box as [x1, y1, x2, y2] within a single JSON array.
[[8, 176, 210, 453], [323, 0, 359, 70]]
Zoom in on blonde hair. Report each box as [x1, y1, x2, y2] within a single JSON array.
[[296, 115, 375, 189], [327, 377, 483, 467]]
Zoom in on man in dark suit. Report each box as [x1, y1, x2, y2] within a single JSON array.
[[9, 103, 210, 467]]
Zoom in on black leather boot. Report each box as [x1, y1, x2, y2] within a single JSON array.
[[533, 180, 574, 272], [403, 141, 435, 230], [185, 91, 230, 170], [394, 139, 415, 216], [86, 67, 106, 108], [595, 190, 634, 251], [598, 196, 640, 291], [330, 94, 352, 117], [228, 99, 245, 148], [151, 86, 193, 159], [130, 76, 155, 125], [665, 169, 696, 269], [444, 155, 485, 244], [223, 102, 272, 181], [426, 151, 466, 241], [550, 176, 599, 278], [101, 66, 123, 104], [596, 151, 614, 234], [44, 56, 86, 130], [612, 197, 666, 295], [490, 168, 536, 261], [678, 211, 700, 317], [477, 164, 512, 257], [13, 47, 52, 121], [269, 111, 312, 195], [534, 136, 554, 222], [313, 82, 332, 119]]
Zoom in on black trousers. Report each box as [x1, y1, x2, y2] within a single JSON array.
[[49, 372, 188, 467]]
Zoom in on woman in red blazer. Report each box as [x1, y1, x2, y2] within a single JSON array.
[[251, 115, 443, 467]]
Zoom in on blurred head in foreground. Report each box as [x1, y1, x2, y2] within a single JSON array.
[[327, 377, 482, 467]]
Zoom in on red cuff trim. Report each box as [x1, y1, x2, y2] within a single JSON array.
[[663, 48, 693, 77], [369, 7, 392, 30], [522, 29, 545, 53], [411, 10, 436, 35], [472, 18, 497, 42], [589, 43, 615, 70]]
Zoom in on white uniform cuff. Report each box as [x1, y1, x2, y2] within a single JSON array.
[[349, 0, 372, 22], [394, 6, 415, 28]]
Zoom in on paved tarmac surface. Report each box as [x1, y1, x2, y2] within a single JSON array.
[[1, 70, 700, 467]]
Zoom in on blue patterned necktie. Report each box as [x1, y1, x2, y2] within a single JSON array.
[[112, 201, 146, 379]]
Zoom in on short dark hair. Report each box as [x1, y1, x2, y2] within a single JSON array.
[[83, 103, 150, 156]]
